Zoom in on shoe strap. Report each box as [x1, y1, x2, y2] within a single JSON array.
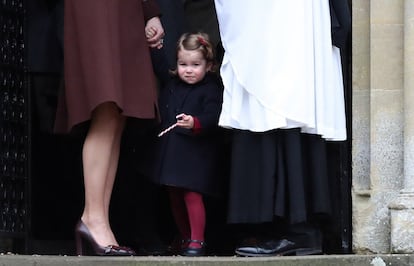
[[186, 239, 206, 246]]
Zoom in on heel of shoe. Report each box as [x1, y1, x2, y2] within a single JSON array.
[[75, 220, 94, 256], [75, 231, 83, 256], [74, 221, 100, 256]]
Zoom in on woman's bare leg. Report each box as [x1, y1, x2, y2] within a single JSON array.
[[103, 115, 126, 219], [80, 102, 125, 247]]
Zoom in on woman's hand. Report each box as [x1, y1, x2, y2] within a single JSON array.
[[176, 113, 194, 129], [145, 17, 164, 49]]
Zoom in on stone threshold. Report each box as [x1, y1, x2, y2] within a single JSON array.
[[0, 254, 413, 266]]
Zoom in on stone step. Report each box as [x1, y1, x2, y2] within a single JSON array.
[[0, 254, 411, 266]]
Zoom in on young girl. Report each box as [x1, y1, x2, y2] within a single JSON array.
[[149, 32, 223, 256]]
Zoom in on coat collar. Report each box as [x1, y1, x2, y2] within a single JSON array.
[[173, 72, 217, 87]]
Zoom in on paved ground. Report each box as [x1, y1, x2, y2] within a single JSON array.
[[0, 254, 413, 266]]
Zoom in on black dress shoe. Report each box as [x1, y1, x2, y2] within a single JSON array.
[[235, 238, 322, 257], [181, 240, 206, 257]]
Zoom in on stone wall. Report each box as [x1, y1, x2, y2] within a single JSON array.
[[352, 0, 414, 254]]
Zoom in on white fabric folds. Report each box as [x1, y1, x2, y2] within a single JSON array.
[[214, 0, 346, 141]]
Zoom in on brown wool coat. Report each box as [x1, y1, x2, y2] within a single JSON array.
[[56, 0, 161, 132]]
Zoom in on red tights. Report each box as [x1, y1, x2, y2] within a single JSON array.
[[168, 187, 205, 248]]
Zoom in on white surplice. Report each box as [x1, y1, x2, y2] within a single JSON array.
[[214, 0, 346, 141]]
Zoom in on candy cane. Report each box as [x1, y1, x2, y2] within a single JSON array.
[[157, 123, 178, 137]]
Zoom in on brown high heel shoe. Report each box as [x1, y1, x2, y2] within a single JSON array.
[[75, 220, 136, 256]]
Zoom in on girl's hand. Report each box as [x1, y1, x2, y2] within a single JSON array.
[[176, 113, 194, 129], [145, 17, 164, 49]]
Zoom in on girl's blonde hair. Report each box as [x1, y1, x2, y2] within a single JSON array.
[[171, 32, 216, 74]]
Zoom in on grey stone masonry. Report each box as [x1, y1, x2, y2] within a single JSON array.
[[353, 0, 414, 254]]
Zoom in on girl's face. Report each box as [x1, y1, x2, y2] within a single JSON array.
[[177, 49, 211, 84]]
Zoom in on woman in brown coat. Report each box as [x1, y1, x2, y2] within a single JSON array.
[[60, 0, 164, 256]]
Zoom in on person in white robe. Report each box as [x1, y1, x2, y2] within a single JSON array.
[[214, 0, 350, 256]]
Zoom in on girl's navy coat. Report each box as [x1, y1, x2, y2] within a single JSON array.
[[151, 70, 224, 197]]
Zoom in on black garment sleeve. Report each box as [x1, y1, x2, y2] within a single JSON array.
[[329, 0, 351, 50], [150, 48, 172, 87]]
